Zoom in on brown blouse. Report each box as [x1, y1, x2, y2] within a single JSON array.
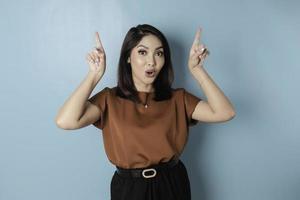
[[88, 86, 202, 169]]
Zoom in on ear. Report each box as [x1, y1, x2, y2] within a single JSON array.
[[127, 57, 130, 63]]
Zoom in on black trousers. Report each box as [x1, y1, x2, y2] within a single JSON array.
[[110, 159, 191, 200]]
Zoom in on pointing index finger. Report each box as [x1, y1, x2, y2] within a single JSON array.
[[95, 32, 103, 51], [192, 27, 202, 47]]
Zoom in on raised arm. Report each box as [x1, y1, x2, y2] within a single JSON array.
[[55, 32, 106, 129], [188, 27, 236, 123]]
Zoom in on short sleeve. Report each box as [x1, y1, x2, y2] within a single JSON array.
[[183, 88, 202, 126], [87, 87, 109, 130]]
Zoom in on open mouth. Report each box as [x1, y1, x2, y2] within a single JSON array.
[[145, 70, 155, 77]]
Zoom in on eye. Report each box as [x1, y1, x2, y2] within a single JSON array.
[[156, 51, 164, 57], [138, 50, 147, 55]]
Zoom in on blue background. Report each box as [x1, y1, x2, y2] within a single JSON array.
[[1, 0, 299, 199]]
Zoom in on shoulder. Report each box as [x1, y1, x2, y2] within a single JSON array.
[[172, 87, 202, 102], [109, 86, 118, 96], [172, 87, 198, 95], [101, 86, 120, 99], [103, 87, 188, 99], [89, 86, 114, 101], [172, 87, 186, 97], [97, 86, 116, 95]]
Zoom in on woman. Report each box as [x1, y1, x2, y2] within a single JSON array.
[[55, 24, 235, 200]]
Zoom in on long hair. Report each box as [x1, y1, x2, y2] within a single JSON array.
[[116, 24, 174, 104]]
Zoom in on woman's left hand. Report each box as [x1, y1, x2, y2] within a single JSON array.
[[188, 27, 210, 72]]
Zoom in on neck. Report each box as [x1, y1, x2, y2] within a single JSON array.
[[133, 81, 154, 93]]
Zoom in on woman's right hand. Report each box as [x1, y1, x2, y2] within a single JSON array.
[[86, 32, 106, 79]]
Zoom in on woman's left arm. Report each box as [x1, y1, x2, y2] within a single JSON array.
[[188, 27, 236, 123]]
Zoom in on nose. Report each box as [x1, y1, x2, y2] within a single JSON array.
[[147, 62, 154, 67], [147, 55, 156, 66]]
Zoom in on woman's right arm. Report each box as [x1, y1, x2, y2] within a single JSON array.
[[55, 72, 103, 130], [55, 32, 106, 130]]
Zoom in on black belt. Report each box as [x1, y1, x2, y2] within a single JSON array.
[[115, 156, 179, 179]]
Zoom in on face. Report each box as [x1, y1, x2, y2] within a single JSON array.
[[127, 34, 165, 91]]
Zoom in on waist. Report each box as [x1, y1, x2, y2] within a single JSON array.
[[115, 156, 180, 179]]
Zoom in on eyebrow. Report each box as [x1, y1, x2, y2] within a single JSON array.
[[137, 44, 163, 50]]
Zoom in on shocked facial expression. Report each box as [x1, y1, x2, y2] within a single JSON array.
[[127, 34, 165, 89]]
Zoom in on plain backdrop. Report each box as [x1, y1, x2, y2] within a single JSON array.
[[0, 0, 299, 199]]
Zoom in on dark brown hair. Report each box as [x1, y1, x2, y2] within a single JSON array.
[[116, 24, 174, 104]]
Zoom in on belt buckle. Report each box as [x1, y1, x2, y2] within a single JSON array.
[[142, 168, 157, 178]]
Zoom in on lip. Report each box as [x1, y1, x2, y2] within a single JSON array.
[[145, 69, 155, 73], [145, 70, 156, 77]]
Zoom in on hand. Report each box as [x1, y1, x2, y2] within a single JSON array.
[[188, 27, 210, 72], [86, 32, 106, 78]]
